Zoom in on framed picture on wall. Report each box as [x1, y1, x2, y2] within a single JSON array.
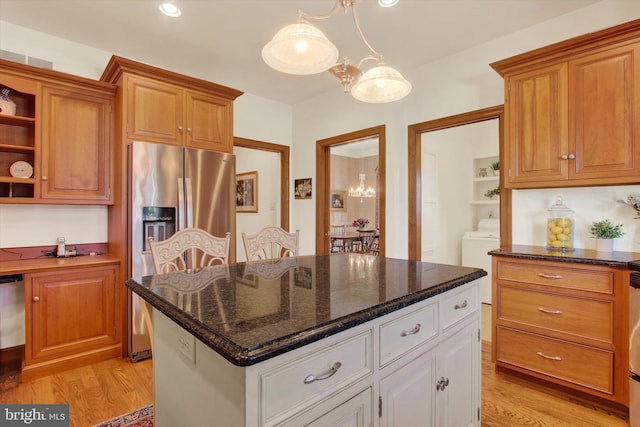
[[236, 171, 258, 213], [330, 190, 347, 211], [294, 178, 312, 199]]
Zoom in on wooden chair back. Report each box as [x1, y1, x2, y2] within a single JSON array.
[[149, 227, 231, 273], [241, 226, 299, 261]]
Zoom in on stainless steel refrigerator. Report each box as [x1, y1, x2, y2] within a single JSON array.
[[127, 140, 236, 361]]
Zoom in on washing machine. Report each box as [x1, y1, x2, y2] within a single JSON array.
[[462, 219, 500, 304]]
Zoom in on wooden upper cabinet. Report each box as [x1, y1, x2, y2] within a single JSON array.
[[126, 75, 183, 145], [505, 62, 568, 186], [102, 55, 243, 153], [0, 58, 115, 205], [570, 44, 640, 183], [185, 90, 233, 152], [492, 19, 640, 189], [40, 85, 113, 203]]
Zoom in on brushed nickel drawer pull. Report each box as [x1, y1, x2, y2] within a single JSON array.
[[454, 300, 468, 310], [536, 351, 562, 361], [537, 307, 563, 315], [400, 323, 421, 337], [538, 273, 563, 279], [303, 362, 342, 384]]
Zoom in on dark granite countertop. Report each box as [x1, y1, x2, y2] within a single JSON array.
[[126, 253, 485, 366], [490, 245, 640, 268]]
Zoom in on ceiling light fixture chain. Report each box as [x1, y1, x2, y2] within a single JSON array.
[[262, 0, 411, 103]]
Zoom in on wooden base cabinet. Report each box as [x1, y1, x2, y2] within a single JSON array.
[[23, 264, 121, 381], [152, 281, 481, 427], [492, 256, 629, 406]]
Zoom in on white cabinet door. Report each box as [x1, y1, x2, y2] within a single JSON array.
[[280, 387, 373, 427], [379, 350, 437, 427], [437, 320, 480, 427]]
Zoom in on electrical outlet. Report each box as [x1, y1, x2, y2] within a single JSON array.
[[176, 330, 196, 363]]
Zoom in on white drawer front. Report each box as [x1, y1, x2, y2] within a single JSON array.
[[261, 330, 373, 425], [379, 302, 438, 367], [441, 282, 479, 331]]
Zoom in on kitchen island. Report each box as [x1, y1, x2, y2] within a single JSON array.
[[127, 253, 485, 426]]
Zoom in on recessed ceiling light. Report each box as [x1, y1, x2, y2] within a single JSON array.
[[378, 0, 399, 7], [159, 2, 181, 17]]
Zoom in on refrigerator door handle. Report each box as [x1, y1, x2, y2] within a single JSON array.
[[185, 177, 193, 229], [177, 177, 187, 230]]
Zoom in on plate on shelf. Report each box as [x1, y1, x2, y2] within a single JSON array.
[[10, 161, 33, 178]]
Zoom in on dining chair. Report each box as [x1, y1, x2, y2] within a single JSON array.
[[149, 227, 231, 273], [242, 226, 299, 261], [330, 224, 348, 252], [146, 228, 231, 354]]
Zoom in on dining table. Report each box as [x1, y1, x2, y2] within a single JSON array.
[[329, 231, 364, 252]]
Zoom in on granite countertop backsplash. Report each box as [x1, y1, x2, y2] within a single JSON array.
[[126, 253, 485, 366], [491, 245, 640, 268]]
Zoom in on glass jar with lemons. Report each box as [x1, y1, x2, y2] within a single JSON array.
[[546, 196, 575, 251]]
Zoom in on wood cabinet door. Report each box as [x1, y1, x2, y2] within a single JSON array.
[[504, 63, 568, 188], [26, 265, 118, 363], [126, 75, 183, 145], [40, 85, 113, 203], [185, 90, 232, 152], [569, 44, 640, 183]]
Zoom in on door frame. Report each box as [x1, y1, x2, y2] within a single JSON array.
[[407, 106, 507, 260], [316, 125, 386, 255], [234, 137, 290, 230]]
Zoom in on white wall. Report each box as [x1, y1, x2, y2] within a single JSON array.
[[291, 1, 640, 257], [0, 21, 292, 249]]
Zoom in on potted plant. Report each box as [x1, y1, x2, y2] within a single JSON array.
[[484, 187, 500, 199], [352, 217, 370, 230], [489, 160, 499, 176], [589, 219, 624, 252]]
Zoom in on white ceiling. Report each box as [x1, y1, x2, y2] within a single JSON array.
[[0, 0, 599, 105]]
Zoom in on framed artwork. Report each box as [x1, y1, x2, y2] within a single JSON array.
[[330, 190, 347, 211], [236, 171, 258, 213], [294, 178, 312, 199]]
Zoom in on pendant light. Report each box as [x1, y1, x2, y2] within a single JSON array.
[[262, 0, 411, 103]]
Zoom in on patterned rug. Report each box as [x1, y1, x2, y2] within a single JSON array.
[[93, 404, 153, 427]]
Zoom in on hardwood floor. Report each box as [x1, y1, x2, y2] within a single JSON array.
[[0, 307, 629, 427], [0, 356, 153, 427]]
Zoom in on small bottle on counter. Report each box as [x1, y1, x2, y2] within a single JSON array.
[[546, 196, 575, 251]]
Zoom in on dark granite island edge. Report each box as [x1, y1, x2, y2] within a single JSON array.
[[490, 244, 640, 267], [126, 254, 486, 366]]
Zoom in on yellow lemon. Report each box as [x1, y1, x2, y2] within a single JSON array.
[[551, 226, 563, 234], [550, 240, 563, 248], [548, 233, 557, 241], [556, 218, 573, 227], [563, 227, 572, 235]]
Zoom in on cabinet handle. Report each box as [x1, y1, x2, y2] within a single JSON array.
[[536, 351, 562, 361], [568, 154, 575, 160], [178, 126, 183, 131], [42, 176, 47, 181], [454, 300, 468, 310], [187, 127, 192, 132], [303, 362, 342, 384], [537, 307, 563, 315], [537, 273, 563, 279], [32, 296, 40, 302], [400, 323, 421, 337], [436, 377, 449, 391], [561, 155, 568, 160]]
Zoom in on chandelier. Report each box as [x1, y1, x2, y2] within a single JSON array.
[[261, 0, 411, 103], [348, 173, 376, 198]]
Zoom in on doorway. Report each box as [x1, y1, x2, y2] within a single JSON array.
[[316, 126, 386, 256], [234, 137, 290, 261], [407, 106, 507, 260]]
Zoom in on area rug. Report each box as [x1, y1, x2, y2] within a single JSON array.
[[93, 404, 153, 427]]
